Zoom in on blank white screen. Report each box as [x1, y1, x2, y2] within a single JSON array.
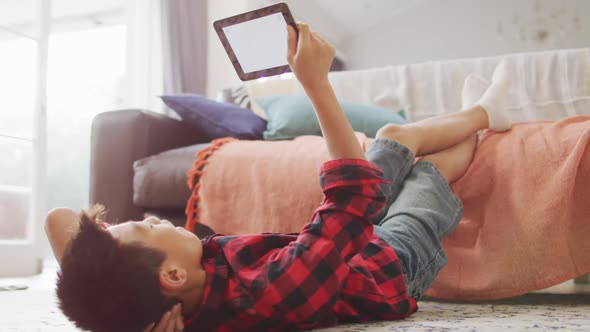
[[223, 13, 288, 74]]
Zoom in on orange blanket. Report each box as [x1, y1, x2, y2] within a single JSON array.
[[185, 116, 590, 300], [429, 115, 590, 300], [186, 133, 370, 235]]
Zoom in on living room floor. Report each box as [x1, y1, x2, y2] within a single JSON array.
[[1, 261, 589, 331]]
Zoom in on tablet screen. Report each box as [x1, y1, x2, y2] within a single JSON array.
[[214, 2, 296, 81], [222, 12, 288, 74]]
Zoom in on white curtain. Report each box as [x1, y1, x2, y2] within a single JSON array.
[[160, 0, 208, 95], [124, 0, 165, 112]]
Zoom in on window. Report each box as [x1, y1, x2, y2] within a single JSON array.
[[0, 0, 161, 261], [0, 0, 48, 275], [47, 24, 126, 210]]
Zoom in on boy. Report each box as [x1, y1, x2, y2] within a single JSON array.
[[46, 23, 513, 332]]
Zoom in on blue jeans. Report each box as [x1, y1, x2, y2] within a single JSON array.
[[366, 138, 464, 300]]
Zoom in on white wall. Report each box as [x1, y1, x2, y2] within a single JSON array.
[[205, 0, 590, 94], [341, 0, 590, 69]]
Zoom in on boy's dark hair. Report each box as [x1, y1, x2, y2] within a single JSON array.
[[56, 205, 178, 332]]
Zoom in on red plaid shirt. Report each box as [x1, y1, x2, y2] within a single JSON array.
[[184, 159, 417, 331]]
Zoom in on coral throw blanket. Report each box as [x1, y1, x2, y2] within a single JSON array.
[[185, 116, 590, 300]]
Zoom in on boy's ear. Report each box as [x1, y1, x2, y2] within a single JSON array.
[[159, 263, 188, 292]]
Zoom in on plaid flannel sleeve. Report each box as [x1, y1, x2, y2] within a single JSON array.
[[255, 159, 388, 321], [314, 158, 388, 258]]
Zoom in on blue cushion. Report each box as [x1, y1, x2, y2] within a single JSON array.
[[256, 95, 407, 140], [161, 94, 267, 140]]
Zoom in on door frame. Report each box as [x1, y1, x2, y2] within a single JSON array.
[[0, 0, 49, 277]]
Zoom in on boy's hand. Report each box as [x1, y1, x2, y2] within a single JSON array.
[[142, 304, 184, 332], [286, 22, 365, 161], [287, 23, 336, 90]]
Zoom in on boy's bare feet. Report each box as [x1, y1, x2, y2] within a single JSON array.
[[421, 134, 478, 183]]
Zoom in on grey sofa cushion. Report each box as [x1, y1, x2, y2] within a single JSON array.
[[133, 143, 211, 209]]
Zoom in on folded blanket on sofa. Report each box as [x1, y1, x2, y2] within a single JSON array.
[[246, 48, 590, 122], [185, 116, 590, 300], [185, 133, 370, 236]]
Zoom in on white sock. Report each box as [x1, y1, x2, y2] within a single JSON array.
[[476, 59, 514, 131], [461, 74, 489, 109]]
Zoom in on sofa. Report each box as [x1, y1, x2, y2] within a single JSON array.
[[90, 48, 590, 284], [90, 109, 216, 237]]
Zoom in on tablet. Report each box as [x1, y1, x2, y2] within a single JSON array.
[[213, 2, 298, 81]]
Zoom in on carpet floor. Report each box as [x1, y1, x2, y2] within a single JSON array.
[[1, 262, 588, 332]]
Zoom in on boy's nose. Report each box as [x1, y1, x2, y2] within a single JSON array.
[[145, 216, 161, 224], [145, 216, 173, 227]]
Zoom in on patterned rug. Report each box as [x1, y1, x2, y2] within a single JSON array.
[[312, 294, 590, 331], [1, 288, 588, 331]]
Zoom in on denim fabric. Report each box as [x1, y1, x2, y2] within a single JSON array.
[[366, 138, 464, 300]]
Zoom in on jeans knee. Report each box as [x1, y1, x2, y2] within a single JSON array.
[[375, 124, 420, 155], [376, 123, 403, 139]]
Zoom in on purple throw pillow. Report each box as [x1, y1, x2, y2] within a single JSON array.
[[161, 94, 266, 140]]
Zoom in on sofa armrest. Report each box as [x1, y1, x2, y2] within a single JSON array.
[[90, 110, 208, 223]]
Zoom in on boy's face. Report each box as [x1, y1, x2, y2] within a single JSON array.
[[106, 216, 203, 271]]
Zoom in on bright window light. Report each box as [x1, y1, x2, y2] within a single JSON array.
[[47, 25, 126, 210]]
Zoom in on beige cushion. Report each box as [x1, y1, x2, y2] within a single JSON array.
[[246, 77, 302, 119]]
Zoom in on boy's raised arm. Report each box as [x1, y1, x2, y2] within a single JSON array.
[[242, 25, 388, 313], [45, 208, 82, 265], [287, 24, 365, 161]]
